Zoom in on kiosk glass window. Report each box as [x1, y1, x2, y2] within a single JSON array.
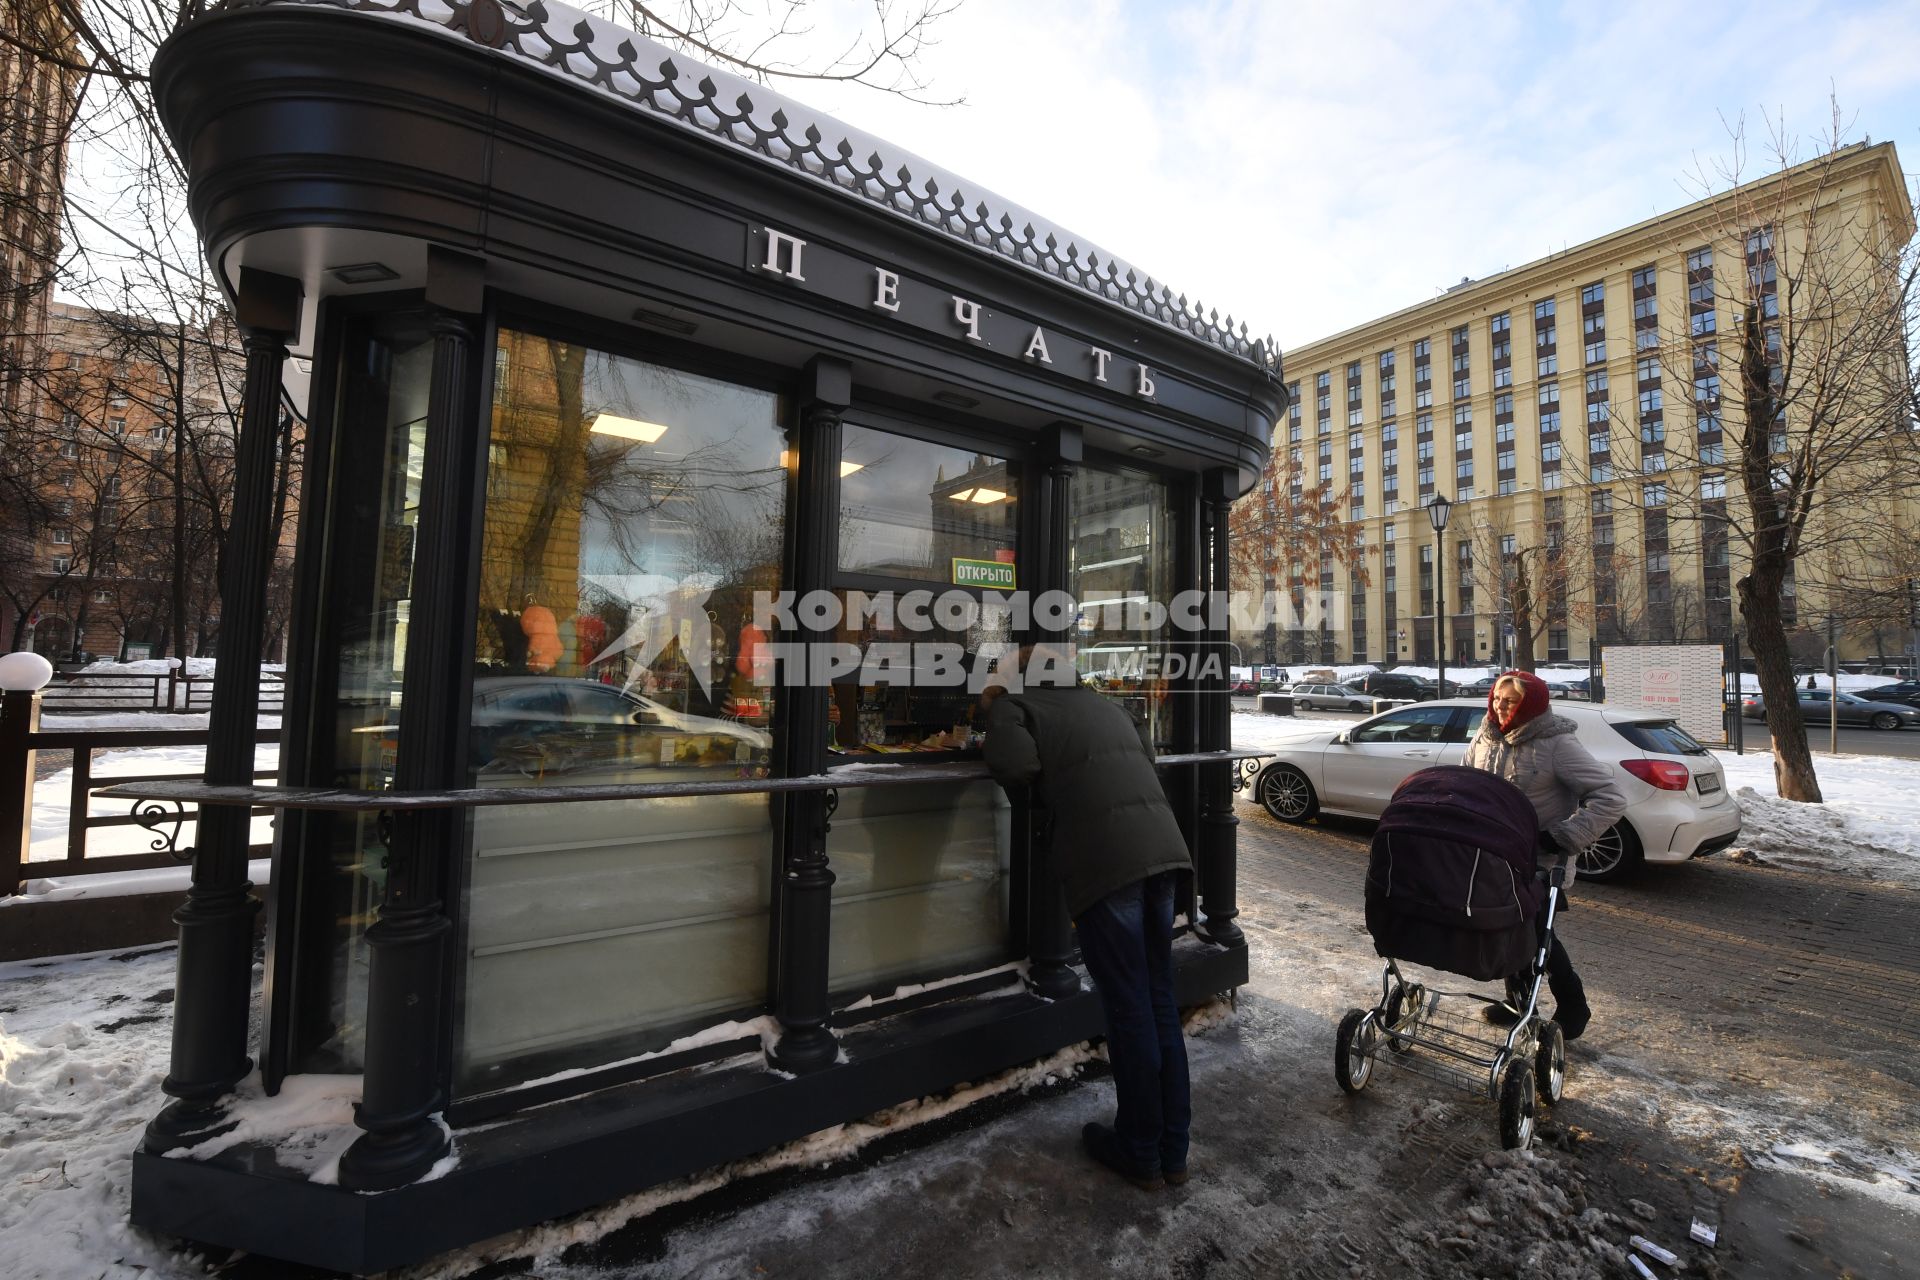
[[456, 329, 785, 1094], [1070, 464, 1175, 748], [306, 315, 435, 1073], [838, 424, 1019, 581], [824, 424, 1017, 996]]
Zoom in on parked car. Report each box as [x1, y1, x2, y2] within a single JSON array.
[[1858, 681, 1920, 710], [1286, 682, 1375, 712], [1246, 699, 1742, 882], [470, 676, 771, 775], [1355, 671, 1438, 702], [1740, 689, 1920, 730]]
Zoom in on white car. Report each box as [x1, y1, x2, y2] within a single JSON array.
[[1247, 698, 1741, 882]]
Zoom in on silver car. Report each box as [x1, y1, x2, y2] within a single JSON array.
[[1288, 682, 1374, 712]]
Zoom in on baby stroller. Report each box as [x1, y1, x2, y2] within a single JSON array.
[[1333, 766, 1568, 1150]]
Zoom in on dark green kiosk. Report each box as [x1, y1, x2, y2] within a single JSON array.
[[112, 0, 1281, 1268]]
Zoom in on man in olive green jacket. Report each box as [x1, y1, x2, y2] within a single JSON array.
[[983, 649, 1194, 1190]]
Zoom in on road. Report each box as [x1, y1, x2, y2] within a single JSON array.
[[1232, 696, 1920, 759]]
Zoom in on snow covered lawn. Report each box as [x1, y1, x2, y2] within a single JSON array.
[[1714, 748, 1920, 887]]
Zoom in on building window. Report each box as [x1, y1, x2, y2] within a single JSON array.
[[51, 527, 71, 545], [1700, 440, 1724, 464], [1632, 266, 1656, 290], [1455, 430, 1472, 454], [1633, 296, 1657, 320], [1538, 382, 1560, 407], [52, 555, 72, 573], [1542, 470, 1563, 490], [1584, 340, 1606, 365], [1690, 311, 1717, 336], [1638, 388, 1663, 415], [1415, 387, 1433, 409], [1348, 408, 1364, 427], [1490, 312, 1511, 335], [1455, 460, 1474, 482], [1319, 463, 1333, 482], [1453, 405, 1472, 427], [1413, 338, 1431, 359], [1495, 420, 1515, 444], [1492, 366, 1513, 388], [1316, 371, 1330, 390], [1702, 472, 1726, 500], [1537, 353, 1557, 377], [1416, 439, 1434, 461], [1534, 298, 1556, 321], [1581, 281, 1605, 306], [1542, 440, 1562, 462], [1686, 246, 1713, 272], [1591, 460, 1613, 482], [1644, 482, 1668, 507], [1587, 402, 1610, 425], [1640, 419, 1666, 444]]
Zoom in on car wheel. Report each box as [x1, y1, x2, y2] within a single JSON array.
[[1871, 712, 1900, 731], [1576, 819, 1643, 883], [1259, 764, 1319, 824], [1350, 700, 1367, 711]]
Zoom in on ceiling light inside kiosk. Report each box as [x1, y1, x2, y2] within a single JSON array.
[[589, 413, 669, 443], [968, 487, 1008, 504]]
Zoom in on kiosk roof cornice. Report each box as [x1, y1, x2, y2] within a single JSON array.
[[210, 0, 1279, 370]]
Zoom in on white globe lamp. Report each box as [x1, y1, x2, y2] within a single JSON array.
[[0, 651, 55, 693]]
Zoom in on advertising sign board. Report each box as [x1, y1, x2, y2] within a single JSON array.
[[1600, 644, 1726, 745]]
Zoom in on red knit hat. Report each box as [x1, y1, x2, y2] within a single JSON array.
[[1490, 670, 1552, 734]]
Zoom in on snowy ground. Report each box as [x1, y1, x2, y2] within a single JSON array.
[[1714, 748, 1920, 887]]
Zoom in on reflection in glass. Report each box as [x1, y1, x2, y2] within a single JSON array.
[[1070, 465, 1175, 749], [839, 425, 1019, 582], [827, 781, 1012, 994], [308, 316, 434, 1072], [457, 331, 785, 1094]]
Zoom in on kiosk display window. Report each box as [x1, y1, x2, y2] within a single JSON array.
[[455, 329, 786, 1092], [1070, 464, 1176, 750]]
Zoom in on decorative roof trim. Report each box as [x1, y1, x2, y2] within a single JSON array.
[[210, 0, 1277, 371]]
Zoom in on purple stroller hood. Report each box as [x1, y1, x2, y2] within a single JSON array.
[[1377, 765, 1538, 873]]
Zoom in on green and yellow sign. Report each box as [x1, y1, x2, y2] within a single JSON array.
[[952, 557, 1017, 590]]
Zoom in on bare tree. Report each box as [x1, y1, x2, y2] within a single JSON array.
[[1228, 450, 1368, 665], [1586, 110, 1918, 802]]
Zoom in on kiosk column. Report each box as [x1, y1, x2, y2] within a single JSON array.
[[768, 357, 850, 1073], [143, 268, 299, 1153], [1023, 423, 1083, 1000], [1197, 468, 1244, 947]]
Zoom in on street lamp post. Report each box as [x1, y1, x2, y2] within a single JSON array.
[[1429, 494, 1452, 696]]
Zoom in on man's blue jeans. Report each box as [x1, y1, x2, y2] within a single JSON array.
[[1075, 870, 1190, 1173]]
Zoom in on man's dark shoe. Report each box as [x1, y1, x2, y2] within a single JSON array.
[[1162, 1164, 1190, 1186], [1082, 1122, 1163, 1190]]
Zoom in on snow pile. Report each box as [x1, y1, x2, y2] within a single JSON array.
[[1714, 749, 1920, 886], [1370, 1149, 1637, 1280], [0, 946, 202, 1280], [1230, 710, 1341, 753]]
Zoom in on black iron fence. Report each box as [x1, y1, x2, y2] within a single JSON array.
[[1, 688, 280, 895], [35, 669, 286, 715]]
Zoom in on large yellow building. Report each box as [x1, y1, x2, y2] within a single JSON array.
[[1260, 141, 1916, 671]]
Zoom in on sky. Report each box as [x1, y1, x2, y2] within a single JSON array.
[[778, 0, 1920, 352]]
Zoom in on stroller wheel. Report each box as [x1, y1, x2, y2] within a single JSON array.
[[1535, 1020, 1567, 1105], [1499, 1062, 1538, 1150], [1335, 1009, 1377, 1094]]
